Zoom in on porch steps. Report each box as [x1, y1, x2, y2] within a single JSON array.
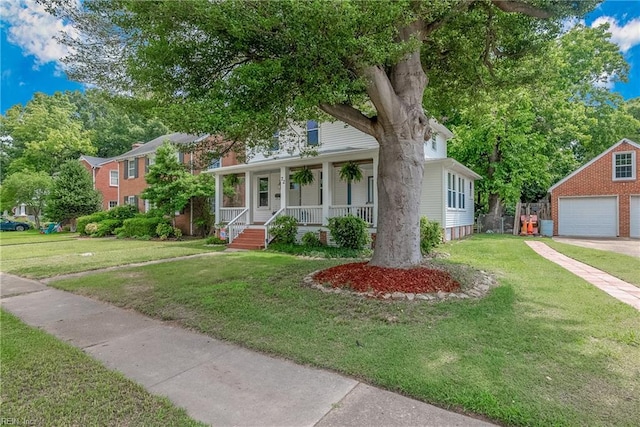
[[228, 228, 266, 250]]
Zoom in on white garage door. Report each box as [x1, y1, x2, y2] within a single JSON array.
[[631, 196, 640, 238], [558, 197, 617, 237]]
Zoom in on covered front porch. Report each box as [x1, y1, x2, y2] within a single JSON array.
[[211, 149, 378, 245]]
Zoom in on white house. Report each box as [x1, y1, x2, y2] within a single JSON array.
[[208, 120, 481, 249]]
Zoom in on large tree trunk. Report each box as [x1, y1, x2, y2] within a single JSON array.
[[370, 132, 425, 268], [321, 24, 429, 269]]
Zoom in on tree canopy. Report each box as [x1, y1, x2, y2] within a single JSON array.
[[45, 160, 102, 225], [52, 0, 600, 267], [0, 90, 168, 181], [0, 171, 52, 228]]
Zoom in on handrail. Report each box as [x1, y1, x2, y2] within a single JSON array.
[[263, 207, 285, 248], [225, 208, 248, 244]]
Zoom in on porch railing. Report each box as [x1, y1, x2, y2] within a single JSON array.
[[329, 205, 374, 226], [285, 206, 323, 225], [219, 207, 246, 224], [264, 207, 286, 248], [226, 208, 249, 244]]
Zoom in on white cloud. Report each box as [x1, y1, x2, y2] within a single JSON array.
[[0, 0, 77, 68], [591, 16, 640, 52]]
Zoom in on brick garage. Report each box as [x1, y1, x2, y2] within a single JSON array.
[[549, 139, 640, 238]]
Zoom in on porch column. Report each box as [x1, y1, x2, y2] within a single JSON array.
[[372, 154, 379, 227], [214, 173, 222, 224], [279, 166, 288, 212], [322, 162, 331, 225], [245, 170, 253, 224]]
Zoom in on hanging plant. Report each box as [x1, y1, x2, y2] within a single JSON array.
[[339, 161, 363, 182], [292, 166, 315, 186]]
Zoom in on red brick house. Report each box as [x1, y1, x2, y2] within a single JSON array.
[[113, 133, 239, 235], [80, 155, 120, 211], [548, 138, 640, 238]]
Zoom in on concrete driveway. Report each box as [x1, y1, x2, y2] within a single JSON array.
[[552, 237, 640, 258]]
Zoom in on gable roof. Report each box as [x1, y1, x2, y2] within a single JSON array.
[[113, 132, 208, 160], [548, 138, 640, 192], [80, 155, 116, 167]]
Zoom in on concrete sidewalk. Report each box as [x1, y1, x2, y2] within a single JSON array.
[[0, 273, 493, 427], [526, 241, 640, 311]]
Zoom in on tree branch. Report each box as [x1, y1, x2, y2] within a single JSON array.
[[362, 65, 402, 129], [491, 1, 552, 19], [319, 103, 376, 137]]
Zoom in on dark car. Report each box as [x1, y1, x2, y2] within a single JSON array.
[[0, 219, 30, 231]]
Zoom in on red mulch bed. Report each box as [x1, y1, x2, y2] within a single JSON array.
[[313, 262, 461, 295]]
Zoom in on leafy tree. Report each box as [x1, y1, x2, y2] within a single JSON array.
[[0, 171, 53, 228], [436, 25, 636, 215], [46, 160, 102, 227], [54, 0, 597, 268], [68, 89, 169, 158], [141, 142, 195, 226], [0, 92, 95, 176]]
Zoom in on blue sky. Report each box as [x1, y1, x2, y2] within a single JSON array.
[[1, 1, 640, 114]]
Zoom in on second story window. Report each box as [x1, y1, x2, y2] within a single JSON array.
[[210, 158, 222, 169], [613, 152, 635, 180], [110, 170, 118, 186], [270, 132, 280, 152], [126, 159, 138, 179], [306, 120, 319, 146]]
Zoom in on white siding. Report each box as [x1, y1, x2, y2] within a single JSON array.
[[424, 133, 448, 160], [420, 163, 444, 225], [319, 121, 378, 152], [248, 121, 378, 164], [299, 170, 321, 206]]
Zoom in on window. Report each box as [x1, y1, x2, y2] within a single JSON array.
[[110, 170, 118, 186], [125, 195, 137, 207], [432, 138, 437, 151], [108, 201, 118, 209], [210, 158, 221, 169], [127, 159, 137, 179], [258, 177, 269, 207], [447, 173, 457, 208], [289, 175, 299, 190], [367, 176, 374, 203], [613, 152, 635, 180], [458, 177, 466, 209], [306, 120, 319, 146], [270, 132, 280, 152]]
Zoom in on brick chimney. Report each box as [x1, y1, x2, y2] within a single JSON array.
[[132, 142, 144, 149]]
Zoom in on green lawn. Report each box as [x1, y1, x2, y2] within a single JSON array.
[[0, 234, 225, 278], [0, 310, 205, 426], [544, 239, 640, 287], [0, 229, 77, 245], [50, 235, 640, 427]]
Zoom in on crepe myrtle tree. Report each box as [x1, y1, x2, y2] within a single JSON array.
[[52, 0, 597, 268]]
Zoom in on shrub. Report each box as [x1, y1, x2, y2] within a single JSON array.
[[156, 222, 175, 240], [327, 215, 369, 250], [270, 215, 298, 244], [85, 222, 99, 235], [173, 227, 182, 239], [205, 236, 227, 245], [106, 205, 138, 221], [77, 212, 109, 236], [420, 216, 443, 255], [301, 231, 323, 247], [93, 219, 121, 237], [121, 215, 170, 238]]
